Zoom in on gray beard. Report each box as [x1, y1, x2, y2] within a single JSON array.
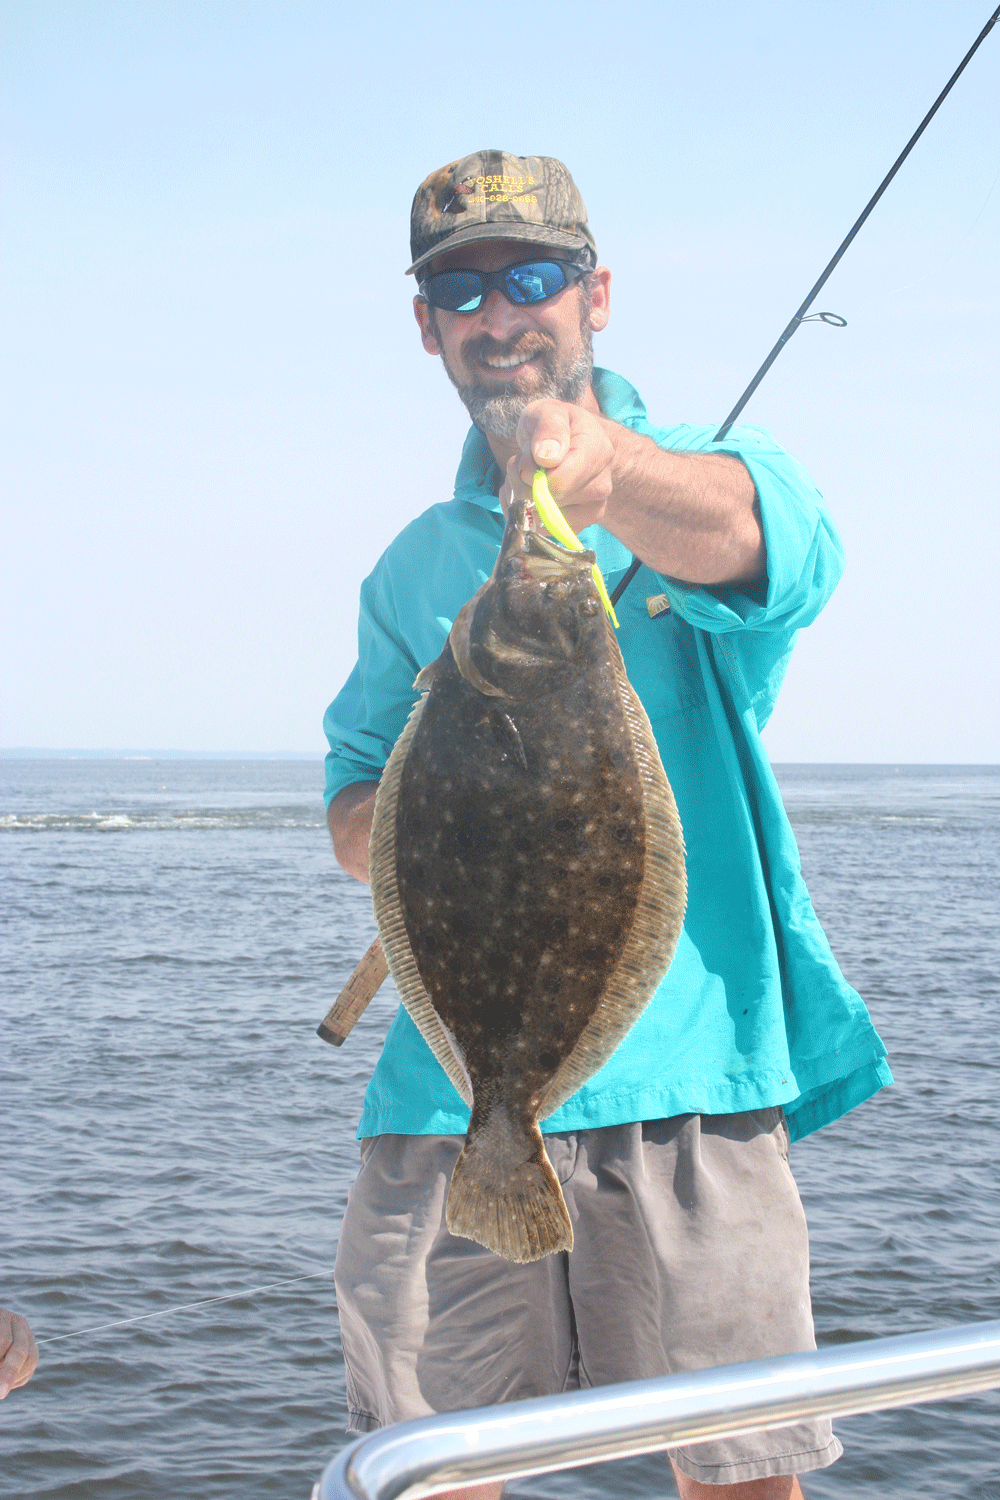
[[430, 308, 595, 439]]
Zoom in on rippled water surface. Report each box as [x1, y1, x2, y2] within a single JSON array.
[[2, 760, 998, 1499]]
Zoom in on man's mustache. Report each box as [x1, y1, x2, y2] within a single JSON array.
[[461, 331, 556, 367]]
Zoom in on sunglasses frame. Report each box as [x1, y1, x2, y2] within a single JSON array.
[[418, 258, 590, 314]]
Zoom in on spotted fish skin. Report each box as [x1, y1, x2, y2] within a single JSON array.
[[369, 500, 687, 1263]]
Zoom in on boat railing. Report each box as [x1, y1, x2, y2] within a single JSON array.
[[312, 1319, 1000, 1500]]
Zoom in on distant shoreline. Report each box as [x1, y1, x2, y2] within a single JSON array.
[[1, 750, 996, 768], [0, 748, 326, 761]]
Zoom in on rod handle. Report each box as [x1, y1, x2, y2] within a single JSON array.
[[316, 937, 389, 1046]]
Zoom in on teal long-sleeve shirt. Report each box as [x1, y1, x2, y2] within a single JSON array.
[[324, 369, 891, 1143]]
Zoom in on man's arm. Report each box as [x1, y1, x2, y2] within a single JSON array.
[[327, 780, 379, 883], [506, 401, 764, 587]]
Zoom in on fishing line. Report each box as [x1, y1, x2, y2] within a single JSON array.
[[35, 1267, 337, 1346], [866, 157, 1000, 306], [609, 3, 1000, 610]]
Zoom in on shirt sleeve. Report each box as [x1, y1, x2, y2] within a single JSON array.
[[651, 425, 845, 638], [635, 423, 845, 732], [323, 558, 421, 809]]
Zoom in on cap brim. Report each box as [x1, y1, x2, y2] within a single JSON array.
[[407, 220, 594, 277]]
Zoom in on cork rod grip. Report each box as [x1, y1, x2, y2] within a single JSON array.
[[316, 937, 389, 1046]]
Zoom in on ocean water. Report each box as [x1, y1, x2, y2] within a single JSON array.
[[1, 759, 998, 1500]]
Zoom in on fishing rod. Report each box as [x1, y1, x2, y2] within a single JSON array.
[[609, 3, 1000, 610]]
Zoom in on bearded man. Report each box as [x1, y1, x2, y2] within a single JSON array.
[[323, 151, 891, 1500]]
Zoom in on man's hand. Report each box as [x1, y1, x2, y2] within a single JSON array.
[[500, 397, 764, 587], [502, 400, 615, 535], [328, 781, 379, 883], [0, 1309, 38, 1398]]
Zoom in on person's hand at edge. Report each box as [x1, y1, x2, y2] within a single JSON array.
[[0, 1308, 39, 1397]]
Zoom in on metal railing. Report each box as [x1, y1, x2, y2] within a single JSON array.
[[313, 1320, 1000, 1500]]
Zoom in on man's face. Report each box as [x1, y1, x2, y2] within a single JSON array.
[[413, 240, 611, 438]]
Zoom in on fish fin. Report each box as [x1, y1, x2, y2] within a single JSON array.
[[446, 1111, 573, 1264], [413, 657, 441, 692], [489, 709, 528, 769], [449, 593, 509, 698], [539, 647, 688, 1119], [369, 693, 474, 1108]]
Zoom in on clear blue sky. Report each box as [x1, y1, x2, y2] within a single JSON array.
[[2, 0, 998, 759]]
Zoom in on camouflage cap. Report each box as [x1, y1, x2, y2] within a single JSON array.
[[407, 150, 597, 278]]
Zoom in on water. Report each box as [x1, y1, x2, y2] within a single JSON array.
[[1, 760, 998, 1499]]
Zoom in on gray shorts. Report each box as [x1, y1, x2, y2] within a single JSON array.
[[334, 1110, 842, 1486]]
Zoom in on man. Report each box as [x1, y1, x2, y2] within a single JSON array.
[[324, 151, 891, 1499]]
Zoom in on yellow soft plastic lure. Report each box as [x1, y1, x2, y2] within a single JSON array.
[[530, 469, 620, 629]]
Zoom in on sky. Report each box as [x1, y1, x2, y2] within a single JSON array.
[[2, 0, 998, 760]]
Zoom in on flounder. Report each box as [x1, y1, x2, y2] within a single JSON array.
[[369, 498, 687, 1263]]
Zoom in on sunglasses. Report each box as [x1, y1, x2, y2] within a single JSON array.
[[419, 259, 589, 314]]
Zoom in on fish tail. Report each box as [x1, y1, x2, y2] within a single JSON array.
[[446, 1108, 573, 1263]]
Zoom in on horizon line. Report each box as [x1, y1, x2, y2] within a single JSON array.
[[2, 749, 998, 768], [1, 748, 327, 761]]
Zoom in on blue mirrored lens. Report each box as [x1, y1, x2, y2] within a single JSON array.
[[505, 262, 568, 304], [427, 271, 485, 312]]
